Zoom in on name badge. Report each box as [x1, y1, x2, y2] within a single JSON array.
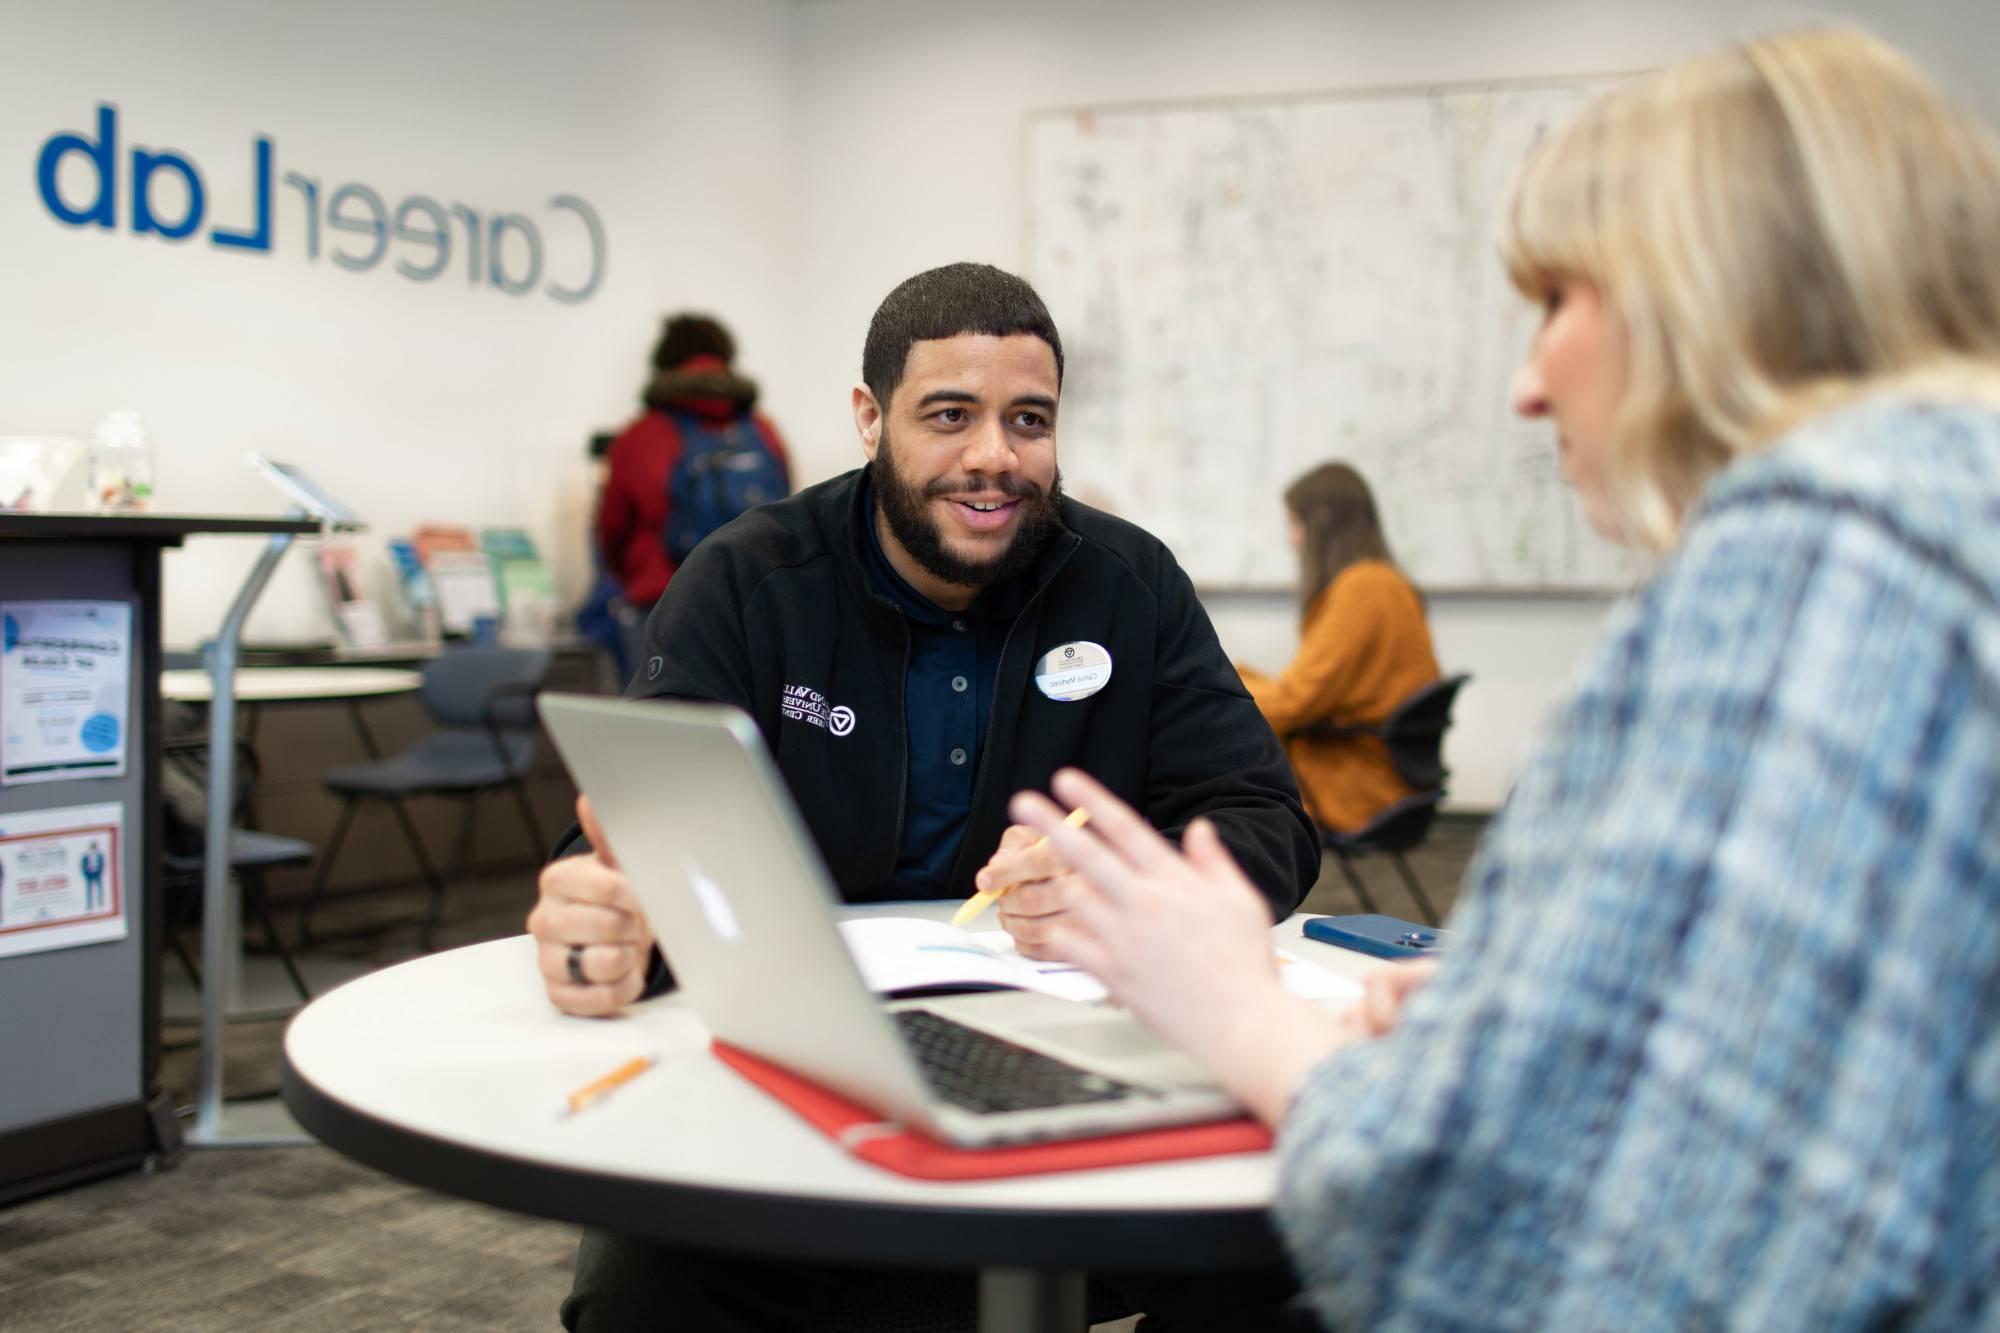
[[1033, 641, 1113, 702]]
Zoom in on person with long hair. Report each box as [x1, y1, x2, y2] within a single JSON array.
[[1010, 28, 2000, 1329], [1237, 462, 1440, 831]]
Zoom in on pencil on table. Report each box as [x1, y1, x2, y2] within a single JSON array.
[[949, 807, 1091, 928], [557, 1054, 658, 1119]]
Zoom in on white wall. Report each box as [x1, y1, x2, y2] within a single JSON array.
[[6, 1, 1994, 809], [0, 0, 803, 644], [788, 0, 2000, 808]]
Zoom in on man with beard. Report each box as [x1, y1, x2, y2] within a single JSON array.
[[531, 263, 1319, 1331]]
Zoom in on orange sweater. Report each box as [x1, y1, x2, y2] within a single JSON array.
[[1238, 561, 1440, 833]]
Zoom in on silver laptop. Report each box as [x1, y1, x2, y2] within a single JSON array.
[[538, 693, 1240, 1148]]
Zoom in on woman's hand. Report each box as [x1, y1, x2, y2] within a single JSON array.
[[1009, 768, 1368, 1122]]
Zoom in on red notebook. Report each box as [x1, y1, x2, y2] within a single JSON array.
[[712, 1040, 1272, 1181]]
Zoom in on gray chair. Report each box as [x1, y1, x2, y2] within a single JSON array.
[[1292, 672, 1471, 927], [301, 646, 552, 949], [160, 734, 316, 1001]]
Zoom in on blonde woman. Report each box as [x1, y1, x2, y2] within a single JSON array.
[[1012, 28, 2000, 1330], [1237, 463, 1440, 831]]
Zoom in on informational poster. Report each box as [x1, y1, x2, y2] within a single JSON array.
[[0, 801, 126, 958], [0, 600, 132, 785]]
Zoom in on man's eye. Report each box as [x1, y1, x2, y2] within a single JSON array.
[[1011, 412, 1048, 430], [934, 407, 967, 425]]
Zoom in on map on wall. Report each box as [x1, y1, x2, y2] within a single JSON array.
[[1028, 78, 1643, 591]]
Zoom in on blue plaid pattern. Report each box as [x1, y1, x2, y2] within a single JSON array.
[[1274, 398, 2000, 1332]]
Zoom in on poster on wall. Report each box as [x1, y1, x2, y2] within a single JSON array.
[[0, 801, 126, 959], [0, 600, 132, 785]]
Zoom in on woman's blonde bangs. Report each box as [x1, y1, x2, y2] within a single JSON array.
[[1502, 103, 1611, 302]]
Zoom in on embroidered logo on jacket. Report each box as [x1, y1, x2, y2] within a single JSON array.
[[782, 684, 855, 737]]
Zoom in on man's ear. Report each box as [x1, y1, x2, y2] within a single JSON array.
[[852, 384, 884, 461]]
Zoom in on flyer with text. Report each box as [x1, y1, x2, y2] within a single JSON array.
[[0, 801, 127, 958], [1, 600, 133, 785]]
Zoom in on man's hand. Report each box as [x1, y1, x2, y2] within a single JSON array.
[[526, 795, 656, 1016], [974, 824, 1086, 959]]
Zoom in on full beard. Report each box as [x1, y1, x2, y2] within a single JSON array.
[[870, 428, 1064, 593]]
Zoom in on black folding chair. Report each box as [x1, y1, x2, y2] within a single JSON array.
[[1292, 672, 1472, 927], [300, 646, 552, 950], [160, 735, 316, 1001]]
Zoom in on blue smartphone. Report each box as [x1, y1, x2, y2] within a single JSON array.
[[1302, 913, 1449, 960]]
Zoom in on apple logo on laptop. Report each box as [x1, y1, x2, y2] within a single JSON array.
[[684, 858, 741, 941]]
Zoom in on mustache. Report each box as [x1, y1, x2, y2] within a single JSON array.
[[922, 475, 1048, 501]]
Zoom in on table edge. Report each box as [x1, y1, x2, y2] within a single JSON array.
[[279, 1052, 1286, 1270]]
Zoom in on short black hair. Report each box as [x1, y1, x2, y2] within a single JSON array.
[[651, 313, 736, 370], [861, 263, 1064, 410], [587, 431, 617, 461]]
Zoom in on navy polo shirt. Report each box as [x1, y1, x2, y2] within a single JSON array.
[[859, 479, 1031, 896]]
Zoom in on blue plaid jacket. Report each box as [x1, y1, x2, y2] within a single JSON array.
[[1276, 397, 2000, 1331]]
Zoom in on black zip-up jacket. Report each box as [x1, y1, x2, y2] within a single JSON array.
[[597, 468, 1319, 923]]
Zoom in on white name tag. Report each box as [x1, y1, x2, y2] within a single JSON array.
[[1033, 640, 1113, 701]]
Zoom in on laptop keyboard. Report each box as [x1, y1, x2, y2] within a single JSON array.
[[892, 1009, 1138, 1114]]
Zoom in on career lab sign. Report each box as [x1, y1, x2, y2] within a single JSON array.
[[34, 103, 606, 304]]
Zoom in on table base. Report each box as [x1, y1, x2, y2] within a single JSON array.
[[980, 1267, 1087, 1332], [184, 1095, 312, 1149]]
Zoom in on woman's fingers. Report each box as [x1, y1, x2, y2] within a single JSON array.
[[1008, 789, 1140, 904], [1183, 818, 1272, 919], [1038, 918, 1113, 982], [1048, 768, 1189, 879], [1359, 959, 1441, 1036]]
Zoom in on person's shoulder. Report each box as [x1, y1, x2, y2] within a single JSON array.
[[1695, 393, 2000, 589], [607, 410, 668, 459], [1333, 560, 1416, 596], [1058, 496, 1183, 585]]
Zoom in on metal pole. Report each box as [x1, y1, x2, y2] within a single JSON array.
[[977, 1268, 1088, 1333], [189, 519, 311, 1148]]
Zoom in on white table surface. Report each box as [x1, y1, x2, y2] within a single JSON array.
[[283, 905, 1381, 1228], [160, 665, 423, 703]]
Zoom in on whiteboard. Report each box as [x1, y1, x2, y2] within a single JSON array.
[[1027, 79, 1643, 591]]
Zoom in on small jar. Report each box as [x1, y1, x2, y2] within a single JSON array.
[[89, 410, 154, 513]]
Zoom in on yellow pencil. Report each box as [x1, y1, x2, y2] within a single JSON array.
[[950, 807, 1091, 928], [557, 1054, 657, 1119]]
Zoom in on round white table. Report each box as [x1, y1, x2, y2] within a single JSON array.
[[161, 665, 421, 759], [282, 912, 1375, 1331], [160, 665, 423, 704]]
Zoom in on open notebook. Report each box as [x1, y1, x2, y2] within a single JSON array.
[[841, 916, 1363, 1006]]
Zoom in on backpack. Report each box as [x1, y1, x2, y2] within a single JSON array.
[[661, 412, 787, 564]]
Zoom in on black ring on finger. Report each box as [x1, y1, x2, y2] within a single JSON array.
[[566, 943, 588, 986]]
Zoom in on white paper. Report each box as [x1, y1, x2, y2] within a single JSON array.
[[837, 917, 1107, 1002], [1274, 948, 1366, 1003], [836, 918, 1365, 1009], [0, 801, 127, 957], [1, 601, 133, 785]]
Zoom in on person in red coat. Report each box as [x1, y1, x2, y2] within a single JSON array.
[[595, 313, 791, 609]]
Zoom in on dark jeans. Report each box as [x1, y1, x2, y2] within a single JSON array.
[[559, 1228, 1319, 1332]]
